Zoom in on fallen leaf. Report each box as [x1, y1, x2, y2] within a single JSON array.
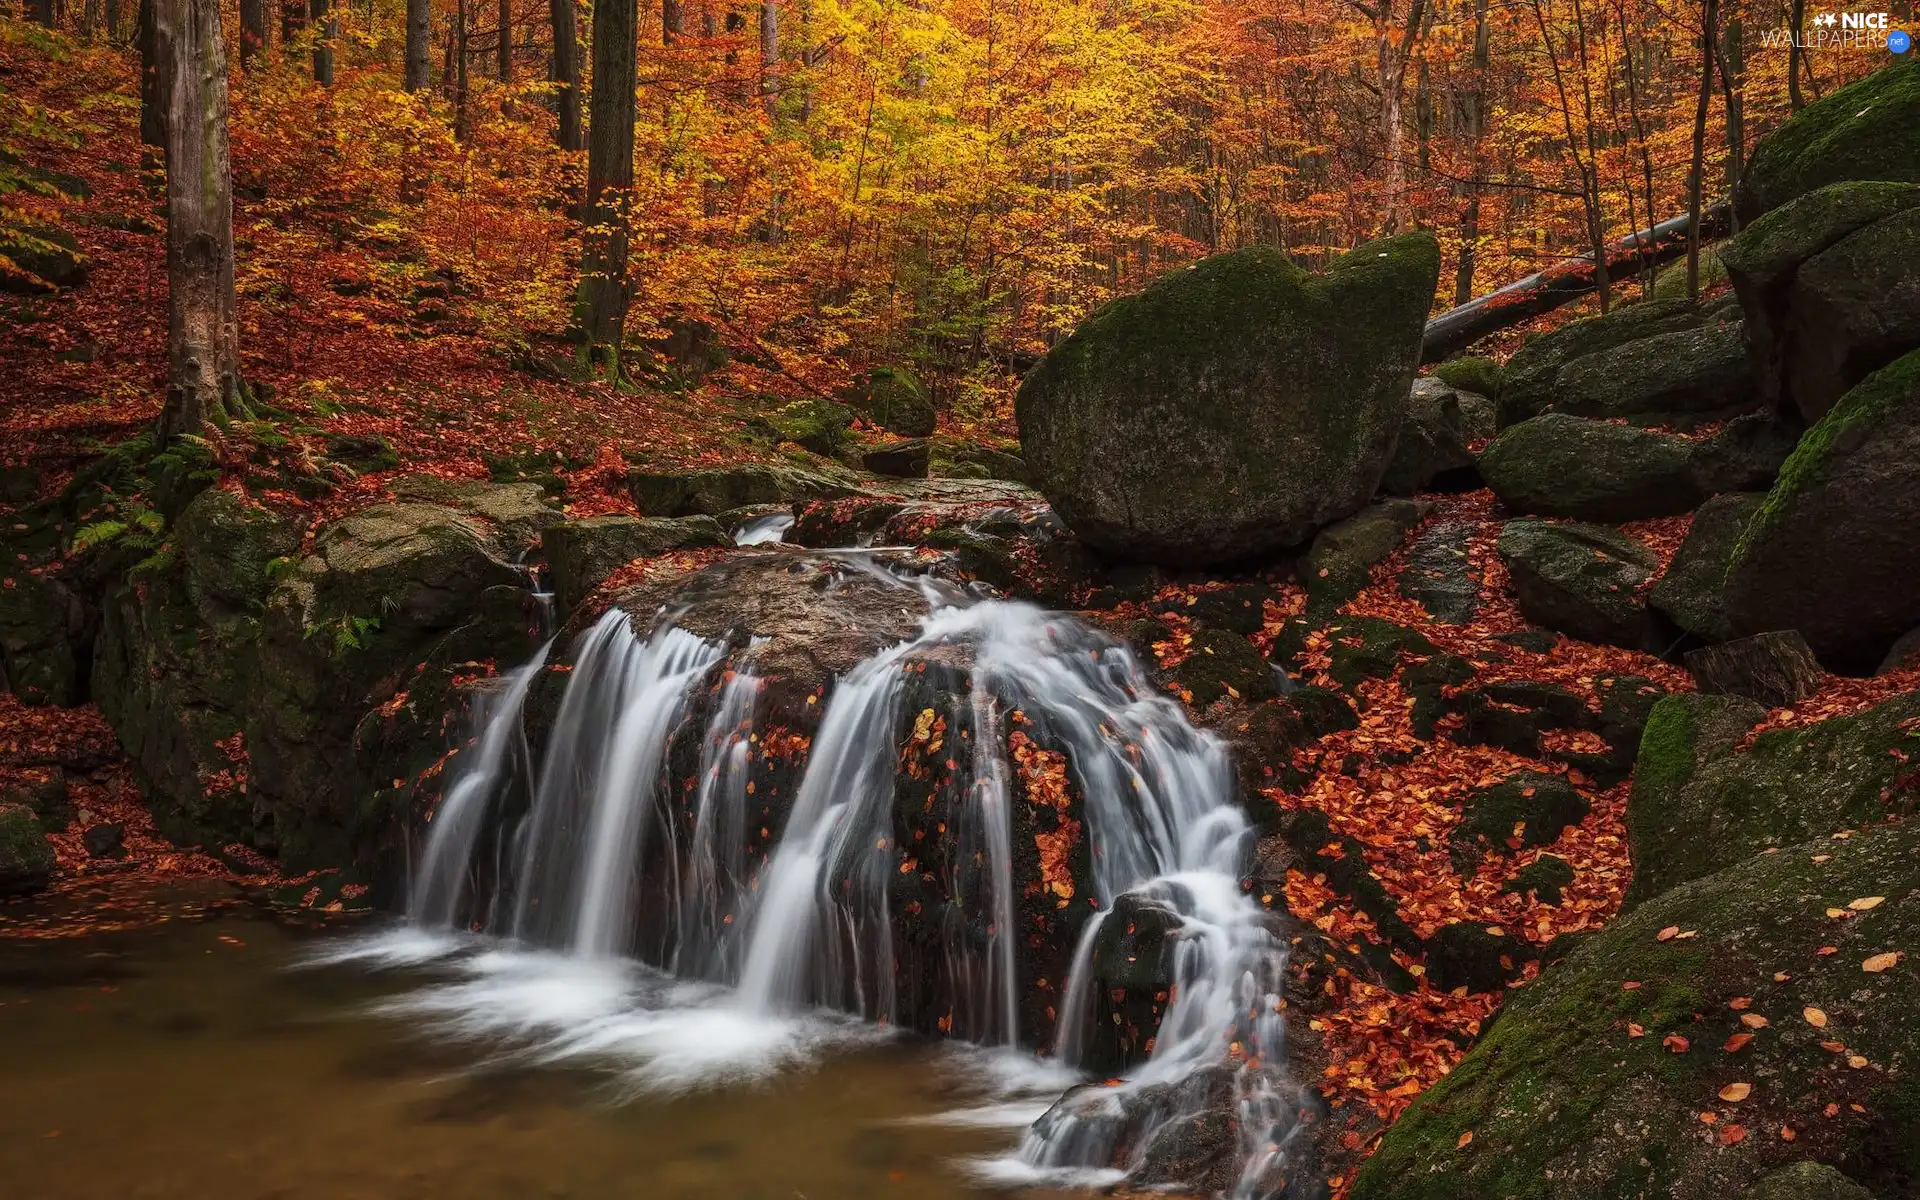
[[1817, 946, 1839, 957], [1740, 1013, 1769, 1029], [1863, 952, 1900, 973], [1699, 1111, 1718, 1124], [1849, 896, 1885, 911], [1728, 997, 1751, 1010], [1664, 1034, 1690, 1053], [1718, 1124, 1746, 1145], [1627, 1022, 1645, 1038], [1780, 1126, 1796, 1142], [1847, 1055, 1868, 1069], [1820, 1040, 1847, 1053], [1723, 1032, 1755, 1052], [1719, 1082, 1751, 1102], [1804, 1007, 1829, 1028], [1456, 1131, 1473, 1149], [1656, 926, 1680, 942]]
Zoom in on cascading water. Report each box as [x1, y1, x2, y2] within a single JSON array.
[[388, 554, 1301, 1195]]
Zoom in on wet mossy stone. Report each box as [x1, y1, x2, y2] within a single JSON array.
[[1322, 616, 1437, 691], [1397, 517, 1483, 625], [1734, 61, 1920, 224], [1549, 318, 1757, 427], [1172, 628, 1278, 708], [1179, 581, 1273, 636], [1452, 681, 1591, 757], [1431, 356, 1503, 400], [1228, 686, 1359, 800], [173, 488, 302, 621], [324, 433, 400, 474], [1424, 920, 1529, 993], [1350, 816, 1920, 1200], [1742, 1162, 1877, 1200], [751, 398, 855, 457], [1650, 492, 1767, 644], [1302, 499, 1429, 616], [2, 767, 72, 829], [0, 803, 54, 895], [542, 514, 730, 616], [860, 438, 931, 479], [0, 569, 83, 705], [629, 461, 857, 517], [1498, 519, 1662, 651], [1626, 688, 1920, 905], [1282, 807, 1422, 966], [1091, 891, 1180, 990], [1499, 298, 1709, 428], [387, 476, 562, 551], [1688, 412, 1802, 496], [844, 366, 937, 438], [928, 438, 1030, 486], [1406, 651, 1475, 739], [1454, 772, 1590, 865], [1479, 414, 1701, 522], [1015, 233, 1440, 567], [1782, 205, 1920, 424], [0, 222, 88, 293], [1380, 380, 1493, 496], [1504, 853, 1574, 906], [1723, 350, 1920, 672]]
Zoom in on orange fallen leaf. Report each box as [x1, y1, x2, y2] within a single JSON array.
[[1456, 1131, 1473, 1149], [1718, 1124, 1746, 1145], [1848, 896, 1885, 911], [1863, 952, 1900, 973], [1780, 1126, 1796, 1142], [1728, 997, 1751, 1010], [1723, 1032, 1754, 1052], [1627, 1022, 1645, 1038], [1699, 1111, 1718, 1125], [1663, 1034, 1690, 1053], [1740, 1013, 1769, 1029], [1656, 926, 1680, 942], [1719, 1082, 1751, 1102], [1817, 946, 1839, 957], [1804, 1007, 1829, 1028], [1824, 1103, 1840, 1117], [1847, 1055, 1868, 1069], [1820, 1040, 1847, 1053]]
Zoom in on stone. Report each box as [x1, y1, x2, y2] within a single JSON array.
[[1881, 626, 1920, 675], [1497, 519, 1662, 651], [1301, 499, 1430, 616], [1683, 630, 1824, 708], [1549, 318, 1757, 426], [927, 438, 1030, 485], [1380, 379, 1494, 495], [751, 398, 855, 457], [1498, 298, 1711, 427], [1648, 492, 1766, 644], [1733, 62, 1920, 224], [1723, 349, 1920, 671], [1, 767, 71, 829], [1424, 921, 1526, 993], [1478, 414, 1700, 522], [843, 366, 937, 438], [324, 433, 400, 474], [1396, 517, 1482, 625], [1170, 629, 1277, 708], [1015, 233, 1440, 566], [1742, 1162, 1877, 1200], [1453, 772, 1590, 864], [0, 568, 84, 706], [82, 821, 125, 858], [860, 439, 931, 478], [1430, 356, 1502, 399], [0, 222, 88, 293], [629, 462, 857, 517], [1626, 689, 1918, 904], [1771, 204, 1920, 424], [541, 514, 731, 616], [1686, 411, 1801, 495], [0, 803, 54, 894], [1503, 854, 1574, 906]]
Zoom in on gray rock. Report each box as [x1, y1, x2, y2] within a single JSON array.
[[1498, 519, 1661, 650], [1380, 378, 1495, 495], [1649, 491, 1766, 643], [1479, 414, 1700, 522], [0, 803, 54, 894]]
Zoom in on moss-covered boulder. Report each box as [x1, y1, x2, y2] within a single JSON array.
[[1688, 413, 1802, 496], [629, 461, 857, 517], [1650, 492, 1767, 644], [1768, 205, 1920, 424], [0, 569, 84, 705], [1351, 815, 1920, 1200], [843, 366, 937, 438], [928, 437, 1030, 485], [1302, 498, 1429, 616], [1723, 350, 1920, 671], [1626, 688, 1920, 904], [1381, 379, 1495, 495], [1734, 62, 1920, 224], [1398, 517, 1483, 625], [542, 514, 730, 616], [1498, 519, 1662, 651], [1500, 299, 1715, 428], [1549, 318, 1757, 427], [1742, 1162, 1877, 1200], [1015, 233, 1440, 566], [0, 803, 54, 894], [751, 398, 855, 456], [1454, 772, 1591, 867], [860, 438, 931, 479], [1432, 356, 1503, 399], [0, 222, 88, 293], [1479, 414, 1701, 522], [1170, 628, 1277, 708]]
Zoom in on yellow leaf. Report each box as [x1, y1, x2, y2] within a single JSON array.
[[1849, 896, 1886, 911], [1803, 1006, 1829, 1028], [1718, 1082, 1751, 1102], [1863, 952, 1900, 973]]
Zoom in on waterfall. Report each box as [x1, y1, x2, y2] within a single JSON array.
[[395, 564, 1297, 1195]]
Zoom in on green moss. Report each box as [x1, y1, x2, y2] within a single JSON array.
[[1651, 245, 1728, 300], [1431, 356, 1503, 399], [1719, 180, 1920, 292], [1737, 62, 1920, 221], [0, 803, 55, 893], [1633, 696, 1699, 802]]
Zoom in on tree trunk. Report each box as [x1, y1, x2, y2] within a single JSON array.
[[281, 0, 303, 47], [662, 0, 681, 42], [404, 0, 431, 90], [1453, 0, 1489, 306], [106, 0, 122, 39], [1787, 0, 1806, 110], [154, 0, 246, 440], [25, 0, 55, 24], [550, 0, 582, 148], [453, 0, 471, 140], [139, 0, 167, 149], [497, 0, 512, 81], [576, 0, 639, 357], [759, 0, 777, 121], [1686, 0, 1717, 301], [1721, 15, 1744, 213], [238, 0, 266, 69], [310, 0, 335, 84], [83, 0, 101, 39]]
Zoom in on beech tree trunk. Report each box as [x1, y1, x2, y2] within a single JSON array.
[[497, 0, 512, 81], [139, 0, 167, 149], [238, 0, 266, 68], [759, 0, 777, 120], [155, 0, 246, 440], [550, 0, 583, 150], [310, 0, 336, 85], [25, 0, 56, 24], [575, 0, 639, 356], [1686, 0, 1717, 300], [404, 0, 432, 90], [662, 0, 681, 42]]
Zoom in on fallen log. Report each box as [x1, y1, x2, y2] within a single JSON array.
[[1421, 201, 1733, 364]]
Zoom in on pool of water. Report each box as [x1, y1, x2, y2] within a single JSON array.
[[0, 880, 1100, 1200]]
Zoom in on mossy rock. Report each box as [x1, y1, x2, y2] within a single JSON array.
[[1454, 772, 1591, 865], [1723, 349, 1920, 671], [1381, 381, 1493, 496], [324, 433, 400, 474], [1479, 414, 1701, 522], [1432, 356, 1503, 400], [1741, 1161, 1877, 1200], [1450, 680, 1591, 758], [928, 437, 1031, 486], [1548, 318, 1757, 427], [1688, 412, 1802, 496], [1398, 517, 1483, 626], [1626, 688, 1920, 905], [629, 462, 857, 517], [172, 488, 302, 622], [1649, 492, 1766, 644], [0, 222, 88, 293], [1649, 245, 1729, 301], [1350, 815, 1920, 1200], [1498, 519, 1662, 651], [860, 438, 932, 479], [1774, 204, 1920, 424], [1499, 299, 1711, 427], [844, 366, 937, 438], [1302, 499, 1429, 617], [541, 514, 730, 616], [751, 398, 856, 457], [1424, 920, 1531, 993], [1505, 853, 1574, 906], [0, 568, 83, 705], [1171, 628, 1278, 708], [1227, 686, 1359, 799], [1015, 233, 1440, 566], [1179, 581, 1275, 636], [1321, 616, 1438, 692], [1734, 62, 1920, 224], [0, 803, 54, 894]]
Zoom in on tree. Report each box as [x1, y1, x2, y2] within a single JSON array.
[[238, 0, 267, 69], [575, 0, 639, 363], [311, 0, 337, 85], [760, 0, 778, 121], [498, 0, 513, 81], [550, 0, 583, 149], [25, 0, 55, 25], [154, 0, 247, 439], [1686, 0, 1717, 300], [138, 0, 166, 149], [405, 0, 432, 91]]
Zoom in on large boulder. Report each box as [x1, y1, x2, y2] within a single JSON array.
[[1733, 62, 1920, 224], [1723, 350, 1920, 671], [1626, 688, 1920, 904], [629, 461, 857, 517], [1479, 413, 1701, 522], [1649, 492, 1767, 643], [1498, 519, 1661, 650], [0, 568, 85, 705], [1548, 317, 1757, 426], [541, 514, 730, 616], [0, 803, 54, 894], [1350, 816, 1920, 1200], [842, 366, 937, 438], [1499, 298, 1718, 427], [1300, 498, 1429, 617], [1720, 180, 1920, 422], [1687, 412, 1802, 495], [1380, 378, 1495, 495], [0, 222, 88, 293], [1015, 234, 1440, 566], [1769, 205, 1920, 424]]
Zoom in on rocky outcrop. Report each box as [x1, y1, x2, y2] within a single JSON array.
[[1497, 519, 1662, 651], [1300, 499, 1429, 617], [1380, 378, 1494, 495], [1733, 62, 1920, 224], [1498, 298, 1726, 428], [1479, 414, 1700, 522], [1015, 233, 1440, 566], [1351, 816, 1920, 1200], [1626, 689, 1919, 904], [1548, 317, 1756, 426], [1723, 350, 1920, 671], [542, 514, 730, 616], [750, 398, 854, 456], [0, 803, 54, 894], [842, 366, 937, 438], [1649, 492, 1766, 644], [629, 461, 857, 517], [0, 222, 88, 293]]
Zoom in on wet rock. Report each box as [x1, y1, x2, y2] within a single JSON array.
[[860, 439, 932, 479], [1499, 298, 1715, 427], [0, 568, 86, 706], [1450, 681, 1589, 757], [1479, 414, 1700, 522], [1549, 318, 1757, 427], [82, 821, 125, 858], [842, 366, 937, 438], [1503, 854, 1573, 906], [1498, 519, 1662, 651], [1302, 499, 1429, 617], [0, 803, 54, 894], [1091, 892, 1180, 990], [1683, 630, 1824, 708], [750, 398, 855, 457], [1181, 581, 1275, 636], [1226, 687, 1359, 803], [1626, 689, 1920, 904], [1352, 817, 1920, 1200], [541, 514, 730, 616], [1397, 517, 1482, 625], [1424, 921, 1527, 993], [1172, 628, 1278, 708], [1015, 234, 1440, 567], [1742, 1162, 1877, 1200], [1687, 411, 1802, 495], [1319, 617, 1438, 692], [1380, 379, 1494, 495], [629, 461, 857, 517], [1722, 350, 1920, 671], [1881, 626, 1920, 675], [1649, 492, 1767, 644], [927, 437, 1030, 485], [1453, 772, 1590, 866], [1, 767, 72, 829]]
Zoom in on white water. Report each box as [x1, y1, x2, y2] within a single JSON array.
[[732, 511, 794, 545], [368, 566, 1297, 1194]]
